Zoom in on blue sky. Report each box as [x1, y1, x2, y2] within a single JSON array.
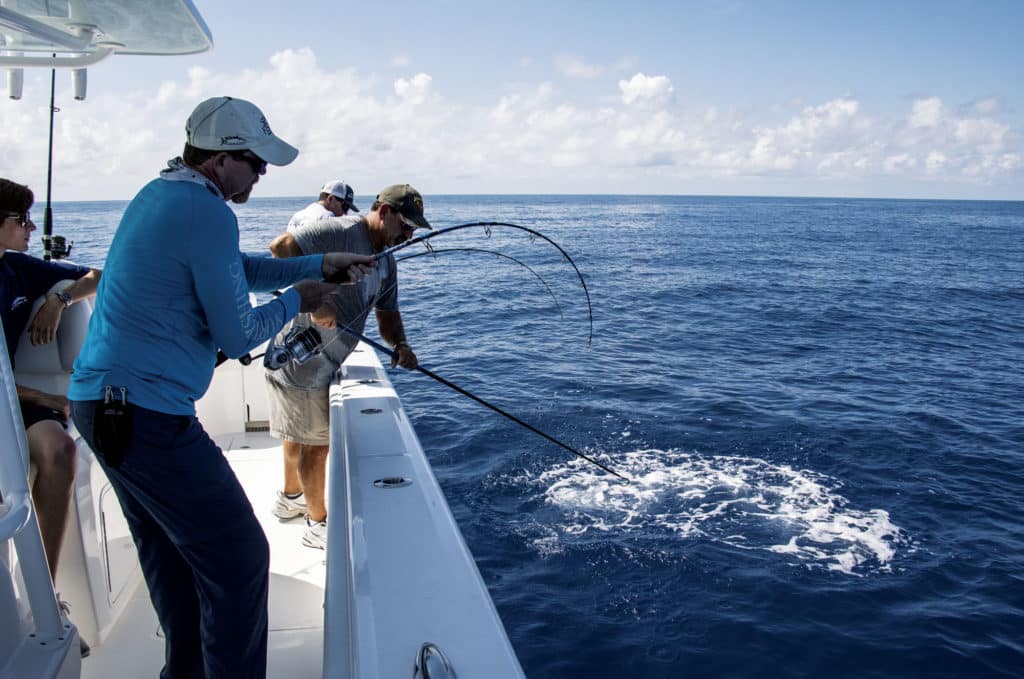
[[2, 0, 1022, 200]]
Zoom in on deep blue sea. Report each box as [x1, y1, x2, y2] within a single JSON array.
[[46, 194, 1024, 678]]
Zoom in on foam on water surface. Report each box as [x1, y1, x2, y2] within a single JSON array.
[[531, 448, 907, 575]]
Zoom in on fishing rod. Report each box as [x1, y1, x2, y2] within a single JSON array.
[[397, 246, 565, 320], [223, 319, 627, 480], [214, 253, 623, 478], [40, 59, 73, 261], [246, 236, 581, 369], [337, 325, 629, 483], [382, 221, 593, 345], [42, 63, 58, 261], [220, 220, 593, 366]]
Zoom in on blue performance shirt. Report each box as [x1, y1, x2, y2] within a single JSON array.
[[0, 252, 91, 370], [69, 177, 324, 415]]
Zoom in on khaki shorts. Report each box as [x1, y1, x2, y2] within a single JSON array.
[[265, 376, 330, 445]]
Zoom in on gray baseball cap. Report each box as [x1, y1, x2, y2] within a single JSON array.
[[321, 180, 359, 212], [186, 96, 298, 166]]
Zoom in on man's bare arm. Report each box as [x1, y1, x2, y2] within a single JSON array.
[[269, 232, 304, 259], [28, 268, 102, 345], [376, 309, 417, 369]]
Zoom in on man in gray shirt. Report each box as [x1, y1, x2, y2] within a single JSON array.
[[265, 184, 431, 549]]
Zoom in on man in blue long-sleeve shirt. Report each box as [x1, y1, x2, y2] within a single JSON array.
[[69, 96, 375, 679]]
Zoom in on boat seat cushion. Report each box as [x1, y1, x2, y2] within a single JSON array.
[[13, 279, 93, 396]]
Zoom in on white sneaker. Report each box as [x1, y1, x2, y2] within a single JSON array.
[[302, 516, 327, 550], [272, 491, 307, 521]]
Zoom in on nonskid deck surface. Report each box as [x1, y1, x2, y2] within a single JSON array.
[[81, 432, 326, 679]]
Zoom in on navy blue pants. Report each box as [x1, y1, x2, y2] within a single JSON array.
[[71, 401, 269, 679]]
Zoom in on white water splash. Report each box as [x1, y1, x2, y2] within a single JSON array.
[[533, 448, 907, 575]]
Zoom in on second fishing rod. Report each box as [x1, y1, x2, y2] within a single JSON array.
[[332, 324, 629, 483]]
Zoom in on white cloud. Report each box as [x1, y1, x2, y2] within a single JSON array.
[[884, 153, 916, 173], [1, 48, 1020, 200], [618, 73, 674, 107], [925, 151, 946, 173], [954, 118, 1007, 151], [555, 55, 602, 79], [779, 98, 861, 143], [394, 73, 433, 103], [490, 95, 520, 125], [910, 97, 942, 128]]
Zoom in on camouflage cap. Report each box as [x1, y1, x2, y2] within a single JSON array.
[[376, 184, 431, 230]]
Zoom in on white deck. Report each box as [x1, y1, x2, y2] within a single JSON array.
[[81, 434, 328, 679], [67, 343, 523, 678], [324, 347, 524, 678], [3, 292, 523, 679]]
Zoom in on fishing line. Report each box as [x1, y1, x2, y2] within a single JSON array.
[[336, 323, 629, 482], [381, 221, 594, 345], [223, 224, 605, 468], [396, 246, 565, 320], [221, 219, 593, 366], [284, 221, 590, 364]]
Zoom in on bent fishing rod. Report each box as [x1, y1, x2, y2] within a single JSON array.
[[337, 325, 629, 483], [381, 221, 594, 345], [397, 246, 565, 320], [222, 322, 627, 482], [218, 221, 592, 367]]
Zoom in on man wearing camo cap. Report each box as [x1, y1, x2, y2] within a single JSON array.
[[266, 185, 431, 550]]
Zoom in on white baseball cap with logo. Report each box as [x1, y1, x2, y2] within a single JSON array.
[[186, 96, 299, 166], [321, 180, 360, 212]]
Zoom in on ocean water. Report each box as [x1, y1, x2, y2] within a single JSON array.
[[46, 194, 1024, 678]]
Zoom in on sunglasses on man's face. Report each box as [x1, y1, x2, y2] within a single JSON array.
[[229, 151, 267, 175], [4, 212, 31, 228]]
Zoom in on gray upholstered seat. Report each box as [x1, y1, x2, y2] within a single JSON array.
[[13, 279, 93, 396]]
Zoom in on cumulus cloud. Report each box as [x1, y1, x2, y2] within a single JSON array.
[[954, 117, 1008, 151], [1, 48, 1020, 200], [394, 73, 432, 103], [779, 98, 860, 143], [910, 97, 942, 128], [884, 153, 916, 173], [743, 98, 867, 172], [618, 73, 674, 107]]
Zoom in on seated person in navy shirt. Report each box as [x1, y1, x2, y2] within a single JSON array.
[[0, 178, 101, 601]]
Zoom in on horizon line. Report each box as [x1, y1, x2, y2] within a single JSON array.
[[48, 192, 1024, 205]]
